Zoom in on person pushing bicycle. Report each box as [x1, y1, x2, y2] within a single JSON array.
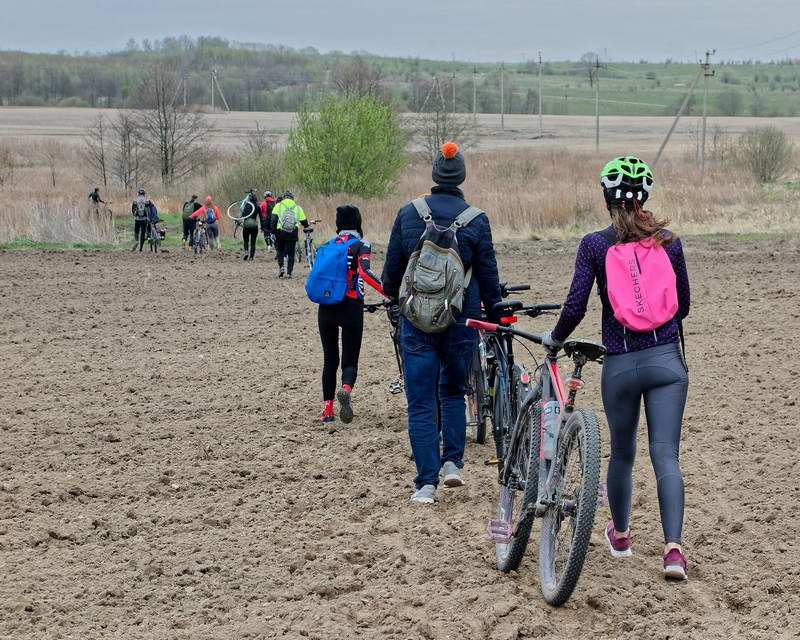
[[272, 190, 308, 278], [260, 191, 276, 250], [240, 188, 261, 261], [382, 142, 502, 504], [543, 156, 691, 580]]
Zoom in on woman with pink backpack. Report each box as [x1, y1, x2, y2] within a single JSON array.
[[542, 156, 691, 580]]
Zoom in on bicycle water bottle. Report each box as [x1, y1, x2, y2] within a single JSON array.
[[542, 400, 561, 460]]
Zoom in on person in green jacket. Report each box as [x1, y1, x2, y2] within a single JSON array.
[[240, 189, 261, 261], [271, 191, 309, 278]]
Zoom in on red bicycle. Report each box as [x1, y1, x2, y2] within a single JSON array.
[[467, 317, 605, 606]]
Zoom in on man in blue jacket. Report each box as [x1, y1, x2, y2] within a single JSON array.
[[382, 143, 502, 504]]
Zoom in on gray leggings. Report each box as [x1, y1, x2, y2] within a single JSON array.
[[601, 342, 688, 544]]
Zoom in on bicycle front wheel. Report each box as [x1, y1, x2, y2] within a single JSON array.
[[466, 344, 488, 444], [495, 394, 541, 572], [538, 408, 601, 606]]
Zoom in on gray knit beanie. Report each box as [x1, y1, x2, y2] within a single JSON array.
[[432, 142, 466, 187]]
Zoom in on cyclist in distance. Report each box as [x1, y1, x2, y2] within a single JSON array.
[[131, 189, 155, 252], [182, 195, 202, 252], [382, 142, 502, 505], [88, 187, 105, 214], [314, 205, 383, 425], [542, 156, 691, 580], [260, 191, 276, 249], [240, 188, 261, 261], [272, 190, 308, 278], [191, 196, 222, 255]]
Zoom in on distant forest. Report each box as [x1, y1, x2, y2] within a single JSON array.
[[1, 36, 799, 116]]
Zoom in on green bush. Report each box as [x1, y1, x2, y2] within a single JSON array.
[[737, 126, 794, 183], [214, 151, 286, 205], [284, 94, 407, 197]]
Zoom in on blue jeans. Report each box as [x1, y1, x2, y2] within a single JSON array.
[[400, 318, 477, 489]]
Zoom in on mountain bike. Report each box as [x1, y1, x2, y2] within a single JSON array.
[[296, 220, 320, 268], [365, 301, 403, 394], [466, 283, 532, 445], [228, 200, 256, 240], [469, 317, 605, 607], [193, 221, 209, 255]]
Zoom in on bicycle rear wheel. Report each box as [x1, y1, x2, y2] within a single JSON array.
[[538, 408, 601, 606], [495, 392, 541, 572], [466, 344, 488, 444]]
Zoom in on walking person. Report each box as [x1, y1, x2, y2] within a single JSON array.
[[542, 156, 691, 580], [131, 189, 152, 252], [382, 143, 502, 504], [260, 191, 276, 250], [240, 189, 261, 261], [182, 195, 201, 252], [306, 205, 383, 424], [272, 191, 308, 278], [191, 196, 222, 256]]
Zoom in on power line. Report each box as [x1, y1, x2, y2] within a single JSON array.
[[721, 28, 800, 54]]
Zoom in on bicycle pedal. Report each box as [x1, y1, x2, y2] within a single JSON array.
[[487, 519, 513, 544], [484, 458, 500, 466]]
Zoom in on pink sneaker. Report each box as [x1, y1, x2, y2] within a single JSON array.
[[604, 520, 632, 558], [663, 548, 688, 580]]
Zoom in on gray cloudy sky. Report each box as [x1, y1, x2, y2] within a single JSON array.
[[2, 0, 799, 62]]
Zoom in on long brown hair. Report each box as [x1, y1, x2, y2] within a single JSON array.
[[609, 201, 675, 246]]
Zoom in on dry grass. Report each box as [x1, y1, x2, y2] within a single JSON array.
[[1, 135, 798, 246]]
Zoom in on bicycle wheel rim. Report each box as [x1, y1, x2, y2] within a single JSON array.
[[539, 409, 601, 606], [226, 200, 256, 222]]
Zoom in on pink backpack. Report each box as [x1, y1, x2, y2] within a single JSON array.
[[602, 231, 678, 333]]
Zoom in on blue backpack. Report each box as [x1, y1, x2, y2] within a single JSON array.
[[305, 236, 359, 305]]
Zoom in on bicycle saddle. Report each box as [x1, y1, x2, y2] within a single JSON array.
[[563, 339, 607, 362], [493, 300, 523, 316]]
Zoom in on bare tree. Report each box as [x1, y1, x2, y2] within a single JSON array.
[[110, 111, 148, 195], [36, 141, 65, 188], [239, 122, 278, 156], [136, 63, 214, 186], [412, 76, 475, 163], [0, 146, 14, 188], [332, 56, 382, 98], [81, 114, 109, 188]]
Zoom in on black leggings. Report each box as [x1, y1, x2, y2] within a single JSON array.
[[601, 342, 688, 544], [275, 231, 297, 274], [318, 301, 364, 401], [243, 227, 258, 259], [134, 220, 148, 250], [182, 218, 196, 244]]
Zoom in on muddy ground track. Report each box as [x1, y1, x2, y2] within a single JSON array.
[[1, 236, 799, 639]]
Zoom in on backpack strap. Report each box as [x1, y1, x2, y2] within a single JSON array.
[[411, 197, 433, 222], [452, 206, 485, 230]]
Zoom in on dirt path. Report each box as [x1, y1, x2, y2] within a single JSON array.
[[1, 236, 798, 639]]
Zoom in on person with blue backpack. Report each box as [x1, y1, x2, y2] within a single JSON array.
[[191, 196, 222, 256], [306, 205, 382, 425], [381, 142, 502, 505], [543, 156, 691, 580]]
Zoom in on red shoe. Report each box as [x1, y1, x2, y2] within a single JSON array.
[[319, 400, 335, 425], [663, 548, 688, 580], [337, 385, 353, 424], [604, 520, 632, 558]]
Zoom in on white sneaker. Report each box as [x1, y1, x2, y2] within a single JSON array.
[[411, 485, 436, 504], [442, 461, 465, 488]]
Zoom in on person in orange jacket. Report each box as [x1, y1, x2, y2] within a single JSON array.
[[191, 196, 222, 255]]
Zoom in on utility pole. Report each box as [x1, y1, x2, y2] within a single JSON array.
[[211, 68, 230, 113], [183, 72, 187, 108], [211, 69, 215, 111], [653, 67, 703, 168], [700, 49, 716, 178], [591, 56, 603, 151], [500, 62, 505, 130], [452, 71, 456, 113], [538, 51, 543, 138], [472, 65, 477, 124]]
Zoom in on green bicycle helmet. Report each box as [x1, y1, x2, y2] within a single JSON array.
[[600, 156, 654, 209]]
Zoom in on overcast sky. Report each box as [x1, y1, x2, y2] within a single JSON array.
[[1, 0, 799, 62]]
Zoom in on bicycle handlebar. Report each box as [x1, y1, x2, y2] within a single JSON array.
[[500, 283, 530, 298], [364, 300, 394, 313]]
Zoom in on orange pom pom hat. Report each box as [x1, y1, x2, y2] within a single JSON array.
[[432, 141, 466, 187], [441, 142, 459, 160]]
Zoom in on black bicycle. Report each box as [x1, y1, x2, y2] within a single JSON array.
[[296, 219, 321, 268], [365, 301, 403, 395], [466, 283, 533, 445], [469, 316, 605, 606]]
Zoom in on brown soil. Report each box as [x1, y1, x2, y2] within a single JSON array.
[[1, 236, 798, 639]]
